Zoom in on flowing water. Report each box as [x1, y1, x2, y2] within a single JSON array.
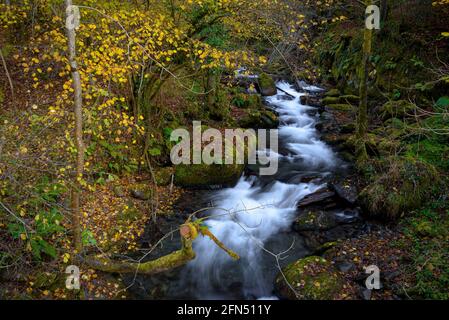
[[169, 81, 342, 299]]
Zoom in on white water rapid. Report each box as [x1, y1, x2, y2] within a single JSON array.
[[182, 82, 338, 299]]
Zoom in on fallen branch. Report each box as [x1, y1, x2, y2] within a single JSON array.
[[84, 238, 195, 275], [276, 86, 295, 98], [83, 221, 239, 275]]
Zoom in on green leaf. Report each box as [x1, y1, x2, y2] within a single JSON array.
[[37, 239, 57, 258], [436, 96, 449, 108], [7, 223, 26, 239], [82, 229, 97, 246]]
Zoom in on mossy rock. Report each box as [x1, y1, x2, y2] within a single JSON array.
[[154, 167, 174, 186], [238, 109, 279, 129], [118, 202, 144, 223], [359, 157, 439, 220], [258, 73, 277, 96], [174, 163, 244, 188], [379, 100, 416, 120], [322, 96, 340, 106], [326, 104, 354, 112], [325, 89, 340, 97], [295, 211, 337, 231], [275, 256, 344, 300], [339, 95, 359, 104], [129, 184, 153, 201]]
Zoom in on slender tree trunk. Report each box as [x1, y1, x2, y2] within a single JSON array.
[[356, 0, 373, 163], [65, 0, 84, 252]]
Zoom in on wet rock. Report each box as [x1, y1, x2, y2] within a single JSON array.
[[300, 95, 322, 108], [294, 210, 338, 231], [275, 256, 345, 300], [334, 209, 361, 224], [329, 181, 358, 206], [297, 188, 336, 209]]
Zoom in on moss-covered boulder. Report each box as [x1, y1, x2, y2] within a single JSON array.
[[117, 202, 144, 223], [295, 211, 337, 231], [275, 256, 344, 300], [325, 89, 340, 97], [379, 100, 416, 120], [174, 163, 244, 188], [129, 184, 153, 201], [238, 109, 279, 129], [258, 73, 277, 96], [339, 95, 359, 104], [359, 157, 439, 220], [322, 96, 340, 106]]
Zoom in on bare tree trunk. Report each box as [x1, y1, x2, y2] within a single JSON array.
[[65, 0, 84, 252], [356, 0, 373, 163]]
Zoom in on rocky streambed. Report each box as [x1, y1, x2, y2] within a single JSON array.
[[124, 78, 399, 300]]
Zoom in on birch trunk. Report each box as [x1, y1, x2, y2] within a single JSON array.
[[65, 0, 84, 252]]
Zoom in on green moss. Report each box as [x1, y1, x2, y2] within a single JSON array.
[[322, 96, 340, 105], [154, 167, 174, 186], [405, 139, 449, 171], [238, 109, 279, 129], [232, 93, 262, 109], [174, 163, 244, 188], [359, 157, 439, 220], [339, 95, 359, 104], [276, 256, 343, 300], [379, 100, 416, 120], [258, 73, 277, 96], [325, 89, 340, 97], [326, 104, 353, 112], [118, 202, 144, 222]]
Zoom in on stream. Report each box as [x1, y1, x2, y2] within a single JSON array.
[[127, 81, 349, 300]]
